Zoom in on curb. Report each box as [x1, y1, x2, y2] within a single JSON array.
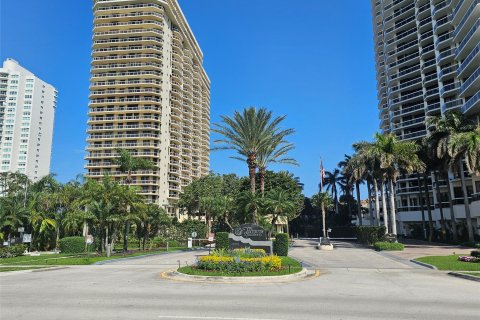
[[409, 259, 438, 270], [94, 248, 207, 265], [448, 272, 480, 282], [160, 268, 319, 284]]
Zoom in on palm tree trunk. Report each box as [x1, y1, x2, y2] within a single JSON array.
[[434, 172, 446, 237], [423, 173, 434, 242], [334, 188, 339, 214], [388, 179, 397, 236], [347, 187, 353, 219], [373, 179, 381, 226], [247, 157, 256, 194], [355, 181, 362, 226], [444, 171, 458, 242], [367, 179, 374, 226], [123, 221, 130, 252], [381, 178, 388, 233], [458, 160, 474, 243], [417, 173, 427, 240], [259, 167, 266, 196]]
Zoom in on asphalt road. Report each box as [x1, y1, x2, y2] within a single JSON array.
[[1, 241, 478, 320]]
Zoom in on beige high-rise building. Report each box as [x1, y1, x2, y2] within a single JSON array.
[[86, 0, 211, 216], [371, 0, 480, 236]]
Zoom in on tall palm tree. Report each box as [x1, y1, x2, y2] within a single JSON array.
[[338, 154, 354, 218], [237, 190, 264, 223], [344, 154, 366, 226], [212, 107, 294, 195], [256, 142, 298, 196], [112, 148, 154, 252], [448, 125, 480, 243], [324, 169, 342, 214], [426, 111, 475, 242], [367, 133, 425, 236], [312, 192, 333, 238]]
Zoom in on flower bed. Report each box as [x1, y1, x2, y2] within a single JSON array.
[[458, 256, 480, 263], [197, 255, 281, 272]]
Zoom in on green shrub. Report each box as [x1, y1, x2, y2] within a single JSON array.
[[374, 242, 404, 251], [59, 237, 86, 254], [355, 226, 386, 245], [0, 244, 27, 258], [167, 240, 180, 247], [273, 233, 289, 256], [471, 250, 480, 258], [215, 232, 229, 251]]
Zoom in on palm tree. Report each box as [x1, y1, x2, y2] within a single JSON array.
[[344, 154, 366, 226], [312, 192, 333, 238], [448, 125, 480, 243], [324, 169, 342, 214], [426, 111, 475, 242], [338, 154, 354, 218], [256, 142, 298, 196], [212, 107, 294, 195], [263, 188, 296, 234], [366, 133, 425, 236], [237, 190, 264, 223], [112, 148, 155, 252], [210, 195, 235, 231]]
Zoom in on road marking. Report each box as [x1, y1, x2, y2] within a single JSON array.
[[158, 316, 282, 320]]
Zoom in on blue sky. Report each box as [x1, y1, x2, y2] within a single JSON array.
[[0, 0, 379, 197]]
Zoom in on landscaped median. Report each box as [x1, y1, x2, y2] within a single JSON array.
[[172, 248, 309, 281], [414, 252, 480, 272]]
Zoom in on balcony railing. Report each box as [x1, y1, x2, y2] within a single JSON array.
[[453, 0, 479, 38], [462, 91, 480, 113], [459, 67, 480, 96], [457, 43, 480, 76], [441, 98, 463, 112], [455, 20, 480, 57], [439, 82, 460, 96]]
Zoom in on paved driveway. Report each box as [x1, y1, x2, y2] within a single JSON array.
[[1, 243, 478, 320]]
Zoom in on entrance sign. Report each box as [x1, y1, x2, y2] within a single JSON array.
[[22, 234, 32, 243], [229, 224, 272, 254]]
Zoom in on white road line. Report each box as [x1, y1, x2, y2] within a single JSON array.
[[158, 316, 282, 320]]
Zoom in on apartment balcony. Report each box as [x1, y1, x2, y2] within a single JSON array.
[[390, 102, 424, 119], [453, 0, 480, 41], [435, 31, 453, 49], [94, 2, 164, 12], [432, 0, 451, 18], [89, 97, 161, 105], [88, 105, 160, 114], [92, 36, 163, 48], [90, 79, 162, 88], [87, 133, 161, 141], [91, 70, 162, 80], [441, 98, 463, 113], [388, 51, 419, 69], [92, 45, 163, 55], [426, 102, 441, 115], [390, 64, 421, 81], [86, 142, 158, 150], [388, 38, 418, 57], [91, 53, 163, 64], [94, 20, 164, 31], [87, 124, 160, 132], [385, 15, 416, 35], [459, 67, 480, 97], [422, 72, 438, 86], [93, 28, 164, 39], [423, 87, 439, 100], [392, 116, 425, 130], [462, 91, 480, 114], [438, 64, 457, 80], [418, 16, 433, 33], [455, 20, 480, 60], [90, 88, 161, 97], [94, 11, 164, 22], [436, 48, 454, 64], [400, 130, 427, 140], [457, 43, 480, 78], [433, 15, 451, 34], [439, 82, 460, 97]]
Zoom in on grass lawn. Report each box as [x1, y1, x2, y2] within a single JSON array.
[[0, 266, 51, 272], [415, 255, 480, 271], [177, 256, 303, 277], [0, 247, 190, 266]]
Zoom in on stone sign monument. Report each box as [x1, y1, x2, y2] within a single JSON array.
[[229, 224, 273, 254]]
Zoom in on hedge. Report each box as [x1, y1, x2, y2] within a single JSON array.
[[215, 232, 229, 251], [59, 236, 86, 254], [471, 250, 480, 258], [0, 244, 27, 258], [273, 233, 289, 256], [355, 226, 386, 245], [374, 242, 404, 251]]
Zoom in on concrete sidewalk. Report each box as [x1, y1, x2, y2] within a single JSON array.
[[391, 239, 473, 260]]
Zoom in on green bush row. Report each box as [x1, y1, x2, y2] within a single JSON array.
[[215, 232, 229, 251], [374, 242, 404, 251], [471, 250, 480, 258], [0, 244, 27, 258], [355, 226, 386, 245], [59, 236, 86, 254], [273, 233, 289, 256]]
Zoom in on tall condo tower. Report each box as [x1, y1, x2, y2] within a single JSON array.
[[86, 0, 211, 216], [0, 59, 57, 181], [371, 0, 479, 236]]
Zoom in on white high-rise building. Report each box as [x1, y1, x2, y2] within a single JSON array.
[[371, 0, 480, 237], [86, 0, 211, 217], [0, 59, 57, 181]]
